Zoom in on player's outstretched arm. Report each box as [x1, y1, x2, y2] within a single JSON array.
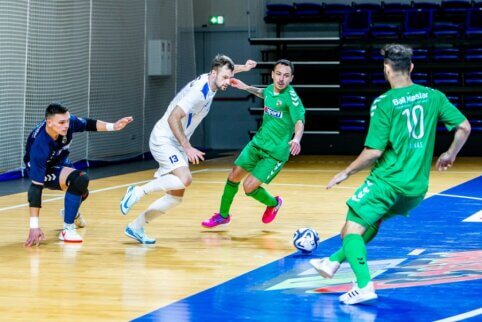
[[230, 78, 264, 99], [25, 182, 46, 247], [234, 60, 257, 74], [95, 116, 134, 132], [326, 148, 383, 189], [435, 119, 471, 171], [289, 120, 304, 156]]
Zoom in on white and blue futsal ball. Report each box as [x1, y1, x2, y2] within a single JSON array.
[[293, 227, 319, 253]]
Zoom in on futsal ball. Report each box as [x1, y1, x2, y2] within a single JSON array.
[[293, 227, 319, 253]]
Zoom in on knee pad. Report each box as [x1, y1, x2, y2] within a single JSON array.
[[66, 170, 90, 196]]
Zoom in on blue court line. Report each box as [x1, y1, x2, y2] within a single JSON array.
[[133, 176, 482, 322]]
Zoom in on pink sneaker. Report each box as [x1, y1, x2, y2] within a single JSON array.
[[202, 213, 231, 228], [262, 196, 283, 224]]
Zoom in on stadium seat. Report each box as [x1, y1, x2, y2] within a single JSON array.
[[340, 119, 367, 131], [340, 48, 367, 61], [352, 2, 382, 14], [441, 0, 472, 13], [369, 47, 384, 60], [464, 47, 482, 61], [433, 47, 461, 61], [382, 2, 411, 15], [266, 3, 294, 17], [432, 22, 461, 38], [340, 95, 368, 109], [323, 3, 352, 16], [412, 72, 430, 85], [447, 95, 461, 107], [469, 119, 482, 131], [464, 95, 482, 109], [403, 9, 434, 38], [464, 71, 482, 85], [465, 8, 482, 37], [340, 72, 368, 85], [371, 23, 400, 38], [433, 72, 461, 85], [370, 72, 386, 85], [293, 3, 323, 16], [412, 48, 430, 61], [341, 10, 372, 38], [412, 2, 440, 10]]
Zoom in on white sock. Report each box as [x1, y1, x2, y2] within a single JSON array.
[[140, 174, 185, 195], [129, 213, 146, 231], [129, 194, 183, 230], [63, 223, 76, 230]]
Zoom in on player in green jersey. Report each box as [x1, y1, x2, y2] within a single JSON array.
[[202, 59, 305, 228], [310, 44, 471, 305]]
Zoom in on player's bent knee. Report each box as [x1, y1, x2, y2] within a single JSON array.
[[180, 176, 192, 187], [66, 170, 90, 195], [242, 182, 257, 194]]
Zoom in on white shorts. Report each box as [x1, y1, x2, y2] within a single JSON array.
[[150, 141, 189, 177]]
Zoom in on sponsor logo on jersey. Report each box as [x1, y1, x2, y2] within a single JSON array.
[[276, 100, 282, 107], [264, 106, 283, 118], [392, 92, 428, 107]]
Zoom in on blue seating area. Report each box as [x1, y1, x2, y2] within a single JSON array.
[[265, 2, 482, 39], [254, 1, 482, 150], [340, 70, 482, 87], [341, 46, 482, 62]]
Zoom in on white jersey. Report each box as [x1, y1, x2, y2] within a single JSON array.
[[150, 73, 216, 146]]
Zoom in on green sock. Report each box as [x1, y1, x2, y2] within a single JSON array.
[[246, 187, 277, 207], [219, 180, 240, 218], [329, 224, 379, 263], [343, 234, 370, 288]]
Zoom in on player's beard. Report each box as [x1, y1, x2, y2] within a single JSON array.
[[216, 79, 228, 91]]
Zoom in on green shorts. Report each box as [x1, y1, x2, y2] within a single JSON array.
[[346, 176, 425, 228], [234, 142, 285, 184]]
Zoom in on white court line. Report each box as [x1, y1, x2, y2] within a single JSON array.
[[199, 167, 482, 174], [0, 169, 209, 213], [426, 192, 482, 201], [433, 308, 482, 322], [408, 249, 425, 256], [1, 168, 480, 212], [192, 180, 482, 201]]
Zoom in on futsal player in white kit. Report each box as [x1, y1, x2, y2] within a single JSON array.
[[120, 54, 256, 244]]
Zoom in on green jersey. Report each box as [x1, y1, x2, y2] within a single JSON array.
[[251, 84, 305, 161], [366, 84, 466, 196]]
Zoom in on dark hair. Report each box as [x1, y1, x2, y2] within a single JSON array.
[[273, 59, 294, 74], [211, 54, 235, 71], [45, 102, 69, 118], [381, 44, 413, 73]]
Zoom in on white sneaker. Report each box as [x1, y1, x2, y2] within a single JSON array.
[[124, 225, 156, 244], [339, 281, 378, 305], [59, 209, 86, 228], [59, 225, 83, 243], [120, 185, 141, 215], [310, 257, 341, 278]]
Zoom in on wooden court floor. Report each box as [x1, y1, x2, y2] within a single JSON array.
[[0, 155, 480, 321]]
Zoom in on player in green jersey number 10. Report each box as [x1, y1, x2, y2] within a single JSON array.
[[310, 44, 471, 305]]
